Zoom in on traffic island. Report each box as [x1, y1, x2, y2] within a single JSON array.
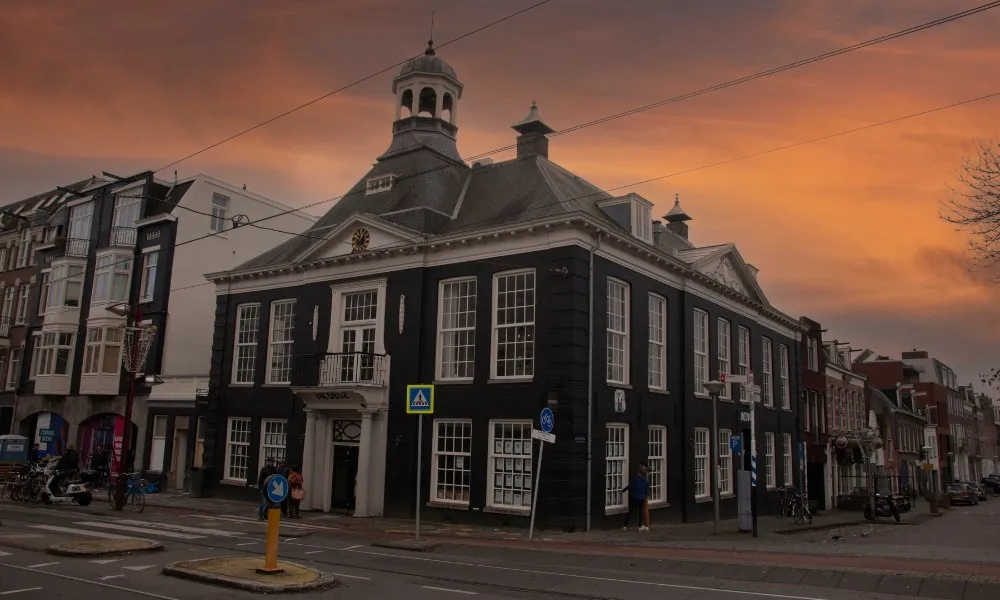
[[372, 539, 441, 552], [163, 556, 338, 593], [48, 539, 163, 557]]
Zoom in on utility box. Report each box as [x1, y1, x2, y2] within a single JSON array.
[[0, 434, 29, 463]]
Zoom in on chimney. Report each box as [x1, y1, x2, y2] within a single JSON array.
[[901, 350, 929, 360], [663, 193, 692, 240], [511, 101, 555, 160]]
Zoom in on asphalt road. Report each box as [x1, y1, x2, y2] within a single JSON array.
[[0, 502, 972, 600]]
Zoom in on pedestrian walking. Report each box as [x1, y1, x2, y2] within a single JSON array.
[[639, 463, 651, 529], [256, 458, 277, 520], [621, 466, 649, 531], [288, 466, 304, 518]]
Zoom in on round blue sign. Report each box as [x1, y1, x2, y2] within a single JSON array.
[[540, 407, 555, 433], [264, 474, 289, 503]]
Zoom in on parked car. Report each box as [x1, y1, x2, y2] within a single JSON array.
[[982, 476, 1000, 494], [963, 481, 988, 501], [945, 483, 979, 505]]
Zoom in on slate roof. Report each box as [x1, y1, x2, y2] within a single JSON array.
[[0, 176, 105, 231]]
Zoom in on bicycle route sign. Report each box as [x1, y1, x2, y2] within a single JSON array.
[[265, 474, 289, 504], [540, 407, 555, 433]]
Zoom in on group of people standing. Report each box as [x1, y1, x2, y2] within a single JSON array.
[[622, 464, 652, 531], [256, 457, 305, 519]]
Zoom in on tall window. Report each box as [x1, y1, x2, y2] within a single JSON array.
[[266, 300, 296, 384], [6, 348, 20, 390], [210, 193, 229, 233], [779, 345, 791, 410], [487, 420, 532, 510], [15, 284, 29, 325], [111, 192, 141, 246], [82, 327, 123, 375], [35, 332, 74, 376], [37, 271, 50, 315], [437, 278, 476, 380], [29, 332, 41, 380], [259, 419, 287, 465], [338, 289, 378, 382], [803, 394, 811, 433], [432, 420, 472, 505], [606, 279, 629, 384], [761, 337, 774, 407], [647, 426, 666, 503], [765, 432, 775, 488], [694, 428, 709, 499], [150, 416, 168, 471], [67, 201, 93, 256], [719, 429, 733, 495], [0, 248, 6, 272], [232, 303, 260, 384], [717, 319, 731, 400], [49, 263, 85, 309], [139, 251, 158, 302], [91, 254, 132, 304], [605, 424, 628, 509], [807, 337, 819, 371], [1, 287, 14, 332], [15, 228, 31, 268], [647, 294, 666, 390], [738, 326, 750, 403], [492, 270, 535, 379], [783, 434, 793, 487], [693, 309, 709, 395], [224, 417, 251, 482]]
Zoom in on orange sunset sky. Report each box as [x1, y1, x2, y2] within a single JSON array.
[[2, 1, 998, 387]]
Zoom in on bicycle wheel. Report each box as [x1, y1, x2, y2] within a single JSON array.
[[802, 506, 813, 525], [131, 489, 145, 513]]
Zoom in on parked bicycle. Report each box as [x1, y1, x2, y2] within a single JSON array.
[[107, 472, 146, 513]]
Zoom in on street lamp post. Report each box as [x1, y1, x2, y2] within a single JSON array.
[[704, 380, 726, 535]]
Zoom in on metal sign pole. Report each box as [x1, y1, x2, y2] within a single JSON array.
[[528, 441, 544, 540], [415, 413, 423, 542], [750, 380, 758, 538]]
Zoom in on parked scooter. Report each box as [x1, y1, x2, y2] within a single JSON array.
[[863, 492, 900, 522], [40, 461, 96, 506]]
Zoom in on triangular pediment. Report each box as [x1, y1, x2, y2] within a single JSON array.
[[683, 244, 769, 305], [291, 213, 423, 263]]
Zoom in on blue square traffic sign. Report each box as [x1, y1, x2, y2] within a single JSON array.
[[729, 435, 742, 455], [406, 384, 435, 414]]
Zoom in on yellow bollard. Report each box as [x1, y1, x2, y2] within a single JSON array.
[[257, 507, 284, 574]]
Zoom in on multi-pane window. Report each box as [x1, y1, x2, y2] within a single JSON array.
[[1, 287, 14, 334], [437, 278, 476, 380], [779, 345, 791, 409], [487, 421, 532, 510], [0, 248, 6, 272], [492, 270, 535, 378], [694, 428, 709, 498], [259, 420, 287, 465], [139, 251, 158, 302], [648, 294, 666, 390], [605, 424, 629, 509], [6, 348, 20, 390], [210, 193, 229, 233], [232, 304, 260, 384], [432, 420, 472, 505], [693, 309, 709, 395], [266, 300, 296, 384], [647, 426, 666, 503], [225, 417, 251, 482], [765, 432, 775, 488], [37, 272, 49, 315], [35, 332, 75, 376], [807, 337, 819, 371], [606, 279, 629, 384], [339, 290, 378, 382], [49, 263, 85, 309], [717, 319, 731, 400], [761, 337, 774, 407], [803, 394, 811, 433], [28, 333, 40, 380], [82, 327, 123, 375], [738, 326, 750, 403], [719, 429, 733, 495], [111, 193, 141, 246], [783, 434, 793, 487], [91, 254, 132, 304], [15, 284, 29, 325], [15, 228, 31, 268], [67, 201, 93, 256]]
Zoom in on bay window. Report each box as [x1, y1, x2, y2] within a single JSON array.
[[49, 262, 85, 309], [92, 253, 133, 304], [83, 326, 124, 375], [35, 332, 75, 376]]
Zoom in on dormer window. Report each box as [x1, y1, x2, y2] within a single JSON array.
[[365, 174, 398, 196], [631, 200, 652, 243]]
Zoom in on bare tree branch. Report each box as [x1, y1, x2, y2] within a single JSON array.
[[942, 139, 1000, 284]]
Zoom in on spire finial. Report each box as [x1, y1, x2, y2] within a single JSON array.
[[425, 11, 436, 55], [674, 192, 680, 206]]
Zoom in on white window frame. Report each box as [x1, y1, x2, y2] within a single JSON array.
[[210, 193, 229, 233], [717, 318, 731, 400], [486, 419, 533, 512], [738, 326, 750, 403], [647, 425, 667, 504], [605, 423, 629, 511], [1, 287, 14, 334], [82, 326, 123, 375], [631, 200, 653, 243], [232, 303, 260, 384], [719, 429, 733, 496], [224, 417, 251, 483], [693, 309, 709, 396], [783, 433, 793, 487], [111, 192, 141, 246], [765, 432, 776, 489], [28, 332, 41, 380], [804, 393, 812, 433], [0, 248, 6, 273], [15, 284, 29, 325], [66, 201, 93, 256], [436, 277, 477, 381], [37, 270, 50, 316], [490, 269, 535, 380], [431, 419, 472, 506], [15, 228, 31, 268], [35, 332, 75, 377], [91, 252, 133, 305], [266, 300, 296, 384], [647, 293, 667, 391], [694, 427, 709, 499], [606, 278, 630, 385], [6, 347, 21, 391], [139, 250, 158, 303], [259, 419, 288, 466], [150, 416, 168, 471], [779, 344, 791, 410], [48, 261, 85, 309], [807, 337, 819, 371], [761, 337, 774, 407]]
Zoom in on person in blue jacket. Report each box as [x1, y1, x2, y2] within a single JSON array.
[[621, 466, 650, 531]]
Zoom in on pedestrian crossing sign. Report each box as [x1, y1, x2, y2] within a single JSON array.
[[406, 384, 435, 414]]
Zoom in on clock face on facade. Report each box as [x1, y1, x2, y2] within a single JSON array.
[[351, 227, 370, 252]]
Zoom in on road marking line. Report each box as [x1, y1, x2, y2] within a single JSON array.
[[122, 565, 157, 571], [189, 514, 339, 531], [236, 541, 258, 546], [0, 551, 11, 556], [330, 573, 370, 580], [0, 587, 43, 595], [0, 561, 179, 599], [113, 519, 237, 537], [99, 575, 125, 580], [304, 550, 324, 555], [75, 522, 204, 540], [0, 534, 43, 539], [343, 544, 362, 550], [27, 562, 59, 568], [90, 559, 120, 564], [422, 585, 477, 595], [31, 524, 150, 541]]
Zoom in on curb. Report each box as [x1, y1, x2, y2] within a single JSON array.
[[372, 539, 441, 552], [48, 541, 164, 557], [162, 558, 339, 593]]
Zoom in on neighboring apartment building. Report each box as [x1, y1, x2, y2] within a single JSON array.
[[798, 317, 829, 508], [869, 386, 927, 494], [200, 43, 806, 529], [824, 341, 868, 509], [8, 171, 315, 485]]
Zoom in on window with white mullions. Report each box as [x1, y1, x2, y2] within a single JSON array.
[[783, 433, 793, 487], [432, 420, 472, 505], [225, 417, 251, 482], [694, 428, 709, 499], [605, 424, 629, 509], [762, 337, 774, 407], [492, 270, 535, 379], [693, 310, 709, 394], [487, 421, 532, 510], [606, 279, 629, 384], [67, 201, 93, 256], [719, 429, 733, 495], [647, 294, 667, 390], [82, 326, 123, 375], [647, 426, 667, 503], [737, 326, 750, 403], [91, 253, 133, 304], [437, 278, 477, 380], [266, 300, 296, 384], [111, 192, 141, 246], [765, 432, 775, 489], [779, 344, 791, 410], [6, 348, 21, 390], [15, 228, 31, 268], [717, 319, 731, 400], [139, 251, 158, 302], [15, 284, 29, 325], [210, 193, 229, 233], [232, 304, 260, 384], [340, 290, 377, 381], [260, 420, 287, 465]]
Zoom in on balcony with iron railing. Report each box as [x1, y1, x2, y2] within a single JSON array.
[[0, 319, 9, 348], [63, 237, 90, 257], [109, 226, 137, 248], [294, 352, 389, 388]]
